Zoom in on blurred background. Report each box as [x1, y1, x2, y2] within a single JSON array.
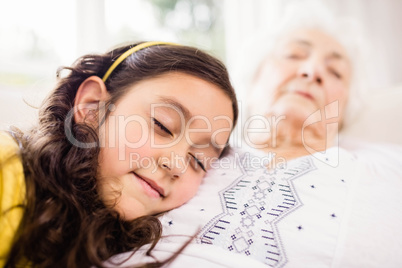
[[1, 0, 401, 130]]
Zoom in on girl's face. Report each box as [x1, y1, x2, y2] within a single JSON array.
[[98, 72, 233, 220], [254, 28, 352, 126]]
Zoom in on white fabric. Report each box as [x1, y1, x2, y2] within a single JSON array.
[[107, 142, 402, 267], [154, 142, 402, 267], [107, 242, 267, 268], [331, 141, 402, 268], [340, 85, 402, 146], [159, 146, 356, 267]]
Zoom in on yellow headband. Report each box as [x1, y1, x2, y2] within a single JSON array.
[[102, 41, 179, 82]]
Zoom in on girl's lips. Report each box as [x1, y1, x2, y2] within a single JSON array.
[[133, 172, 165, 198]]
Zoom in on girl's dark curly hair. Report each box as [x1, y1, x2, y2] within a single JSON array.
[[5, 42, 238, 268]]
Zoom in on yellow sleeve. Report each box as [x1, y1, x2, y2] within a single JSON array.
[[0, 131, 26, 267]]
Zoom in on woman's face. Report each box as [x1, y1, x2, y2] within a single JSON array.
[[253, 28, 352, 126], [98, 72, 233, 220]]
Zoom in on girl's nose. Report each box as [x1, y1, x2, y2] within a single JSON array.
[[158, 143, 188, 180], [159, 161, 182, 180]]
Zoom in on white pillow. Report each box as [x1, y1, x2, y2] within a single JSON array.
[[340, 84, 402, 145]]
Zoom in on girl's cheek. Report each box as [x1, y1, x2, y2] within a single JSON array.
[[124, 139, 156, 170], [180, 175, 203, 202], [120, 119, 150, 145], [117, 118, 153, 160]]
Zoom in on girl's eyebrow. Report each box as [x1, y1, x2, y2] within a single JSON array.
[[156, 96, 192, 120]]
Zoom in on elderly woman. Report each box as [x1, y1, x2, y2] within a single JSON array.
[[244, 26, 351, 161], [239, 1, 368, 162], [107, 3, 402, 268]]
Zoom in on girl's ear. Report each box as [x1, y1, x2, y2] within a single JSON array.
[[74, 76, 109, 124]]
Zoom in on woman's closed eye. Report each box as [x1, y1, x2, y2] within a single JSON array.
[[152, 118, 173, 136], [284, 53, 305, 60], [281, 46, 308, 60], [189, 153, 206, 172], [329, 68, 342, 79]]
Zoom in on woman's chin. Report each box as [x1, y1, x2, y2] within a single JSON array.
[[270, 100, 320, 125]]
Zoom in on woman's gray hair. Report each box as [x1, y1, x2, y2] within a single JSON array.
[[233, 0, 371, 129]]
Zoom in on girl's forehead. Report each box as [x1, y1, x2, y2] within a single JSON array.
[[123, 72, 227, 101], [115, 72, 233, 119]]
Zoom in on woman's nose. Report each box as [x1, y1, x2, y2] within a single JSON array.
[[298, 59, 323, 84]]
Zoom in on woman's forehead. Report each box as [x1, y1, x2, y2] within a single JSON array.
[[276, 28, 349, 58]]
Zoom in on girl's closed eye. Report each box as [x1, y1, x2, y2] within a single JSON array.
[[189, 153, 206, 172], [152, 118, 173, 136]]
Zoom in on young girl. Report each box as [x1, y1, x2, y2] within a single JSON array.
[[0, 41, 238, 267]]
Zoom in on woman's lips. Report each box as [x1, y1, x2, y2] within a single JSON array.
[[295, 90, 314, 100], [133, 172, 165, 198]]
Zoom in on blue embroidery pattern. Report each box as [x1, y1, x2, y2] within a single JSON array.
[[198, 153, 315, 267]]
